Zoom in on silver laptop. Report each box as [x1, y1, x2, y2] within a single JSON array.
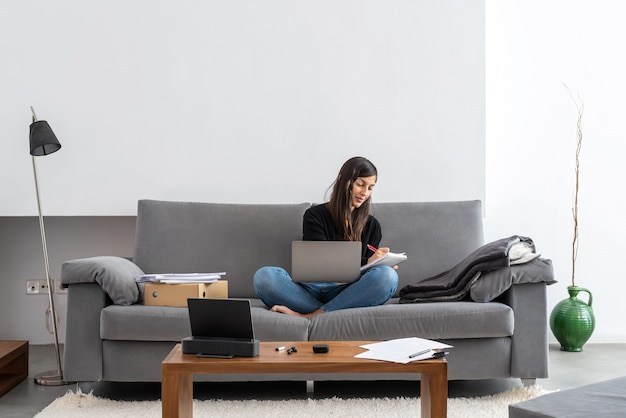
[[291, 241, 362, 283], [187, 298, 255, 341]]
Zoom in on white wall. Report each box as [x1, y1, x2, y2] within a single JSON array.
[[0, 0, 484, 216], [485, 1, 626, 343]]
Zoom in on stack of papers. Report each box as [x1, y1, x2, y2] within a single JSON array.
[[355, 337, 453, 364], [135, 272, 226, 284]]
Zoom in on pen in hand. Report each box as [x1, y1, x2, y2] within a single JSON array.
[[367, 244, 377, 253]]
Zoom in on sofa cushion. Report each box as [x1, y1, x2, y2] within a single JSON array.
[[101, 305, 190, 341], [132, 200, 310, 299], [371, 201, 484, 295], [307, 300, 513, 341], [61, 256, 143, 305], [100, 300, 310, 342]]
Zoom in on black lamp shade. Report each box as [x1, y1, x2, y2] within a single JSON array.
[[29, 120, 61, 156]]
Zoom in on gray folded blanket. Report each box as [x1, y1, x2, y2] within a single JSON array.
[[399, 235, 554, 303]]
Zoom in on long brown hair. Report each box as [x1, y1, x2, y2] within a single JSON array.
[[327, 157, 377, 241]]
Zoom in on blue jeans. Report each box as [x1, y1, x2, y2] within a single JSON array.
[[253, 265, 399, 314]]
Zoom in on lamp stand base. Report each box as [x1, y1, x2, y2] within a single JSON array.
[[34, 371, 74, 386]]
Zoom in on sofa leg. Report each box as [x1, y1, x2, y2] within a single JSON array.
[[521, 378, 536, 387], [306, 380, 314, 395], [77, 381, 97, 393]]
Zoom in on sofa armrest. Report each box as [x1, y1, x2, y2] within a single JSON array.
[[500, 282, 549, 379], [61, 256, 144, 382], [63, 282, 110, 382]]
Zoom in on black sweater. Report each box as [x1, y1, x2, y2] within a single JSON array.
[[302, 203, 382, 266]]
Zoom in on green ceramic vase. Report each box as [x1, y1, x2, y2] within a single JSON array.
[[550, 286, 595, 352]]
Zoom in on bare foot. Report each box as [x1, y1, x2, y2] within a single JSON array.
[[270, 305, 323, 318]]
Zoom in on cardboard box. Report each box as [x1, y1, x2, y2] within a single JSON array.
[[143, 280, 228, 307]]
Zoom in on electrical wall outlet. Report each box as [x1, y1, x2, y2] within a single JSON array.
[[38, 280, 49, 294], [26, 279, 50, 295], [26, 280, 39, 294], [55, 279, 68, 294]]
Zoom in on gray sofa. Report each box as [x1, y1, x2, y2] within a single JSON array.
[[61, 199, 554, 384]]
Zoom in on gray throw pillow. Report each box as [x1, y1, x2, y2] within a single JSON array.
[[470, 258, 556, 302], [61, 256, 143, 305]]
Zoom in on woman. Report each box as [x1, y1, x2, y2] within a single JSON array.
[[253, 156, 399, 318]]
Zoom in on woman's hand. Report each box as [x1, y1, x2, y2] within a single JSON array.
[[368, 246, 389, 263], [367, 247, 399, 269]]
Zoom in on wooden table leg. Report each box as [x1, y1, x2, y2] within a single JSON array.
[[162, 370, 193, 418], [420, 367, 448, 418]]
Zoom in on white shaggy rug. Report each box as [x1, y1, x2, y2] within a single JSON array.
[[35, 385, 552, 418]]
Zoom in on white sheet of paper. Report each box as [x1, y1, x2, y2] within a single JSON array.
[[355, 337, 453, 364], [136, 273, 226, 283]]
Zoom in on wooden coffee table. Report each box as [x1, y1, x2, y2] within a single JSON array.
[[162, 341, 447, 418], [0, 341, 28, 397]]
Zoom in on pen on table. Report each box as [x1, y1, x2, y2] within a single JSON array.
[[367, 244, 378, 253], [408, 349, 431, 358]]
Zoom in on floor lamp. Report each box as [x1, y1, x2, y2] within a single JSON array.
[[29, 106, 72, 386]]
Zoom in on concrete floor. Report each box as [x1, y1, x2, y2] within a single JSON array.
[[1, 343, 625, 418]]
